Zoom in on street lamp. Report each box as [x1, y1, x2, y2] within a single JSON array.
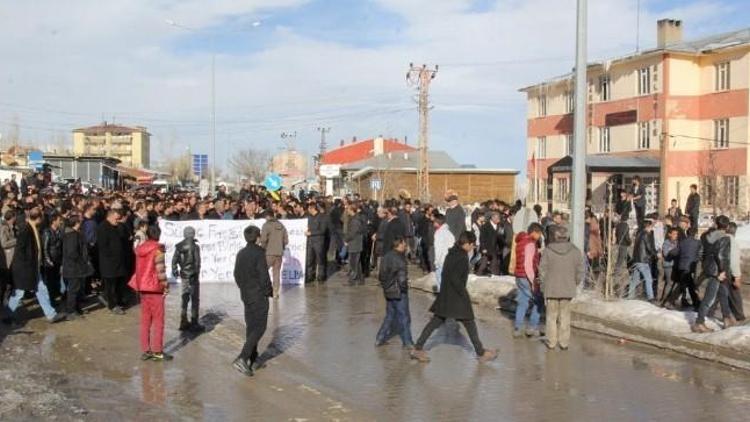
[[165, 18, 261, 196]]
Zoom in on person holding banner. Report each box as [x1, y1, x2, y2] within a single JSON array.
[[233, 225, 273, 377]]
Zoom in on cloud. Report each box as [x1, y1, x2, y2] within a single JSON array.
[[0, 0, 740, 172]]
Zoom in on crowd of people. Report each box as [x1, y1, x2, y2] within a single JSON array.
[[0, 169, 745, 374]]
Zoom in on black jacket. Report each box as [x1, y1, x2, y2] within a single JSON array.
[[445, 205, 466, 238], [632, 229, 656, 264], [479, 222, 501, 256], [615, 222, 631, 247], [307, 213, 328, 243], [234, 243, 272, 305], [172, 238, 201, 279], [42, 226, 63, 267], [345, 213, 365, 253], [12, 223, 41, 291], [378, 249, 408, 300], [616, 199, 632, 220], [701, 229, 731, 278], [97, 221, 128, 278], [429, 246, 474, 320], [686, 193, 701, 217], [382, 217, 406, 256], [62, 228, 93, 279], [677, 237, 701, 272]]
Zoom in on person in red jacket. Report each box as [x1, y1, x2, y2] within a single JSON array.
[[513, 223, 544, 338], [129, 225, 172, 362]]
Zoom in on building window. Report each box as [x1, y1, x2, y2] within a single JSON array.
[[538, 95, 547, 117], [716, 62, 730, 91], [714, 119, 729, 149], [565, 134, 574, 156], [638, 67, 651, 95], [599, 75, 611, 101], [724, 176, 739, 207], [701, 176, 714, 207], [565, 91, 575, 113], [638, 121, 651, 150], [556, 178, 570, 203], [599, 127, 610, 153], [537, 136, 547, 159]]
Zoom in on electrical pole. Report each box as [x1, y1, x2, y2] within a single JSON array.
[[407, 63, 438, 202], [571, 0, 588, 250]]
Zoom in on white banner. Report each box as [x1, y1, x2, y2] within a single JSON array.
[[158, 219, 308, 284]]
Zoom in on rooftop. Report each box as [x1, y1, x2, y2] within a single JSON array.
[[321, 137, 414, 165], [73, 122, 150, 136], [520, 25, 750, 91], [342, 150, 459, 171]]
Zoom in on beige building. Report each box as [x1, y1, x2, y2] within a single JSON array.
[[521, 20, 750, 216], [73, 122, 151, 168]]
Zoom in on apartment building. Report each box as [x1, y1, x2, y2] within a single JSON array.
[[520, 19, 750, 216], [72, 122, 151, 168]]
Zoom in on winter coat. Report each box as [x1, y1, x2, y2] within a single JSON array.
[[398, 209, 415, 237], [445, 205, 466, 238], [632, 230, 656, 264], [306, 213, 328, 243], [378, 249, 408, 300], [42, 226, 63, 267], [429, 245, 474, 320], [685, 193, 701, 218], [261, 217, 288, 256], [434, 224, 454, 269], [11, 223, 41, 291], [345, 213, 365, 253], [615, 222, 631, 247], [62, 228, 93, 279], [234, 243, 272, 305], [128, 240, 167, 293], [514, 232, 539, 280], [662, 238, 679, 269], [375, 218, 388, 256], [0, 221, 16, 270], [676, 237, 701, 272], [701, 229, 731, 278], [479, 222, 501, 256], [97, 221, 128, 278], [382, 217, 406, 256], [172, 238, 201, 279], [539, 241, 584, 299]]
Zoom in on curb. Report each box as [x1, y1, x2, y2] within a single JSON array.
[[410, 274, 750, 371]]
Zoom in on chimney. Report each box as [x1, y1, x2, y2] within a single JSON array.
[[373, 136, 385, 156], [340, 139, 344, 147], [404, 136, 408, 145], [351, 136, 357, 144], [657, 19, 683, 49]]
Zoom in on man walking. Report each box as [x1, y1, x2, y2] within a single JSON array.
[[539, 226, 583, 350], [444, 192, 466, 238], [693, 216, 733, 332], [260, 210, 288, 297], [628, 220, 656, 302], [411, 231, 497, 363], [375, 237, 413, 348], [233, 226, 273, 376], [726, 222, 745, 323], [513, 223, 544, 338], [4, 208, 65, 324]]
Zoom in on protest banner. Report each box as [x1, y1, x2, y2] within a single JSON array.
[[159, 219, 308, 285]]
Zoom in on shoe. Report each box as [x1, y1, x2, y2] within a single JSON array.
[[724, 317, 737, 329], [49, 313, 66, 324], [478, 349, 499, 363], [543, 341, 556, 350], [179, 317, 190, 331], [691, 323, 713, 333], [141, 352, 154, 361], [512, 329, 524, 339], [403, 344, 415, 351], [110, 306, 125, 315], [66, 312, 83, 321], [151, 352, 174, 362], [410, 350, 431, 363], [190, 322, 205, 333], [252, 360, 267, 371], [559, 345, 569, 351], [233, 358, 254, 376], [374, 340, 389, 347], [525, 329, 541, 338]]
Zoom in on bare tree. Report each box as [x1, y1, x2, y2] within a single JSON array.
[[228, 148, 271, 183], [160, 154, 193, 184]]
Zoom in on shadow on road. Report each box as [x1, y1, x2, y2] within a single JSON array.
[[164, 310, 226, 355], [256, 322, 305, 365]]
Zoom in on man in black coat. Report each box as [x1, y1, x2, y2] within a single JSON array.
[[305, 202, 329, 283], [478, 212, 503, 276], [344, 205, 365, 285], [5, 208, 65, 324], [685, 184, 701, 231], [410, 231, 497, 363], [693, 216, 733, 333], [97, 209, 128, 314], [630, 176, 646, 229], [232, 225, 273, 377], [382, 207, 406, 261]]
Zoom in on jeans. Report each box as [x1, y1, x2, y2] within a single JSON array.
[[435, 266, 443, 292], [375, 292, 414, 346], [696, 277, 731, 324], [8, 276, 58, 320], [514, 277, 541, 330], [629, 263, 654, 300]]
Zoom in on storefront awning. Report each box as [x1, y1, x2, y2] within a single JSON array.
[[548, 154, 660, 174]]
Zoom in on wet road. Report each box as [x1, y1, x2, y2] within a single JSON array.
[[4, 272, 750, 421]]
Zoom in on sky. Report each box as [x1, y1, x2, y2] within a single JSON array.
[[0, 0, 747, 175]]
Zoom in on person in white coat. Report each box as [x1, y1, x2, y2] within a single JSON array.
[[433, 214, 454, 292]]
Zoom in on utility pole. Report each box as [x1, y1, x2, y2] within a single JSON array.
[[407, 63, 438, 202], [571, 0, 588, 250]]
